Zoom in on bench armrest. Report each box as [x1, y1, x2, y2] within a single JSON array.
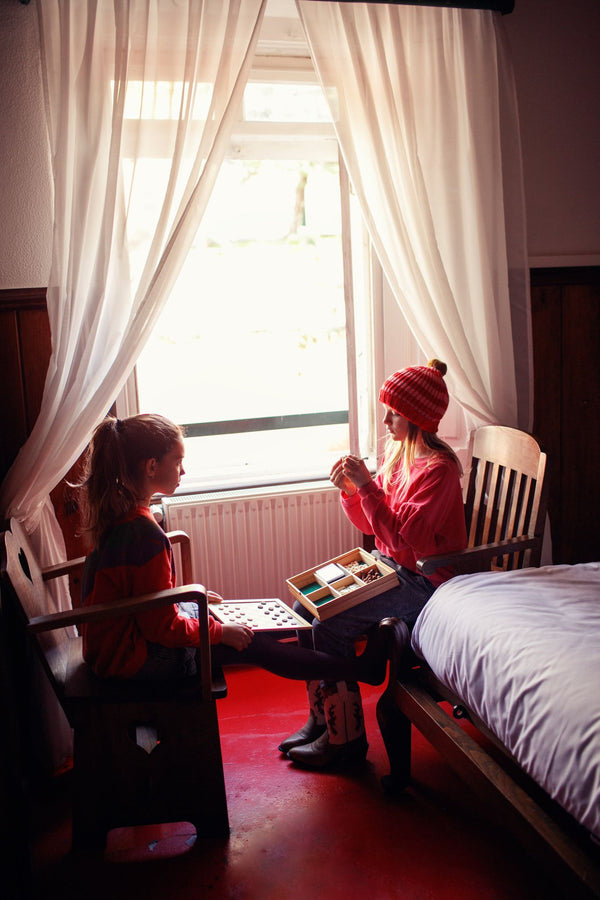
[[27, 583, 208, 633], [42, 556, 86, 581], [417, 536, 539, 576], [166, 531, 193, 584], [41, 531, 193, 585], [28, 583, 214, 699]]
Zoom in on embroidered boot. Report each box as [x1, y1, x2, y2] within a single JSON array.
[[287, 680, 368, 768], [278, 679, 327, 753]]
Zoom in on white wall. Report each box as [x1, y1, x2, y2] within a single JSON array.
[[502, 0, 600, 265], [0, 0, 52, 287], [0, 0, 598, 289]]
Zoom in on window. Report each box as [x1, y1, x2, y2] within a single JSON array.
[[119, 65, 377, 492]]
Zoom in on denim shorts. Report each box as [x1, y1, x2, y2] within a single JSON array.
[[132, 600, 199, 680]]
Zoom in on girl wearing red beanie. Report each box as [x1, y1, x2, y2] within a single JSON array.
[[283, 359, 467, 769]]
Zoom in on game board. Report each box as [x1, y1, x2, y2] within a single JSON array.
[[208, 598, 312, 632]]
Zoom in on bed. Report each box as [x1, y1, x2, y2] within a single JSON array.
[[377, 562, 600, 898]]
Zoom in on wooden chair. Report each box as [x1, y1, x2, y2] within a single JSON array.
[[377, 425, 550, 785], [1, 517, 229, 850], [417, 424, 549, 576]]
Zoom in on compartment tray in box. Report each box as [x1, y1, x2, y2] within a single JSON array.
[[286, 548, 397, 621]]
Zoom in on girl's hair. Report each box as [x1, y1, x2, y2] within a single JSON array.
[[380, 359, 462, 491], [78, 413, 183, 546]]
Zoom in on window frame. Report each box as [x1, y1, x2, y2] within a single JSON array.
[[115, 59, 379, 493]]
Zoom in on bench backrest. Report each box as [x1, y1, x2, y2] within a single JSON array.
[[464, 425, 549, 569], [2, 522, 75, 701]]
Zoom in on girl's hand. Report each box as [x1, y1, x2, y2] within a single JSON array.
[[207, 590, 224, 604], [342, 454, 372, 490], [330, 457, 357, 495], [221, 623, 254, 651], [330, 455, 372, 493]]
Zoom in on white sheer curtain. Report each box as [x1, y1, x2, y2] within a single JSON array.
[[297, 1, 532, 440], [0, 0, 266, 565], [0, 0, 265, 772]]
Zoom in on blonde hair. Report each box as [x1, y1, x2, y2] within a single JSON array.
[[77, 414, 183, 546]]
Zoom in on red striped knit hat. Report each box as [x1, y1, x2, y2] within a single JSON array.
[[379, 359, 449, 433]]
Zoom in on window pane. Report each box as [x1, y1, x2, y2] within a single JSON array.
[[135, 157, 350, 486], [122, 81, 213, 120], [182, 423, 349, 487], [243, 82, 332, 123]]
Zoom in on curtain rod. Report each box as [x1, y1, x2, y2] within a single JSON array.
[[18, 0, 515, 11], [300, 1, 514, 12]]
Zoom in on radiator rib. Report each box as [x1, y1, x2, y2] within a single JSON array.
[[162, 484, 361, 601]]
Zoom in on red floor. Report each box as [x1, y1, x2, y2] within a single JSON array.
[[31, 665, 557, 899]]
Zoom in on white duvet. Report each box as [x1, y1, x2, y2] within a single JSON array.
[[411, 563, 600, 838]]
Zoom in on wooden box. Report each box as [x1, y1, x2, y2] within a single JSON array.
[[286, 548, 397, 621]]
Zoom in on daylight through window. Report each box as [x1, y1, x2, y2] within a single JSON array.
[[127, 77, 371, 491]]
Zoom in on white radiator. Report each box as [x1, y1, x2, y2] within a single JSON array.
[[162, 483, 362, 601]]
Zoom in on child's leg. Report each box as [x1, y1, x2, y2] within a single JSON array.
[[133, 642, 197, 680], [211, 630, 387, 685]]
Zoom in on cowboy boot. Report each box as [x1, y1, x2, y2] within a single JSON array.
[[278, 679, 327, 753], [287, 680, 368, 768]]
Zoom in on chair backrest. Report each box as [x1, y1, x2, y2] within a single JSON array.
[[464, 425, 549, 570], [1, 521, 75, 700]]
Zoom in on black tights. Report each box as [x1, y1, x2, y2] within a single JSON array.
[[210, 631, 376, 684]]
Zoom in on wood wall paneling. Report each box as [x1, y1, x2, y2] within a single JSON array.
[[560, 282, 600, 563], [20, 309, 52, 434], [531, 269, 600, 564], [0, 310, 28, 481], [0, 290, 51, 486]]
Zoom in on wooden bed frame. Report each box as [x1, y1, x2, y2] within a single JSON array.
[[376, 639, 600, 899]]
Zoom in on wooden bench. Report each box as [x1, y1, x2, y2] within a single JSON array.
[[1, 517, 229, 850]]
